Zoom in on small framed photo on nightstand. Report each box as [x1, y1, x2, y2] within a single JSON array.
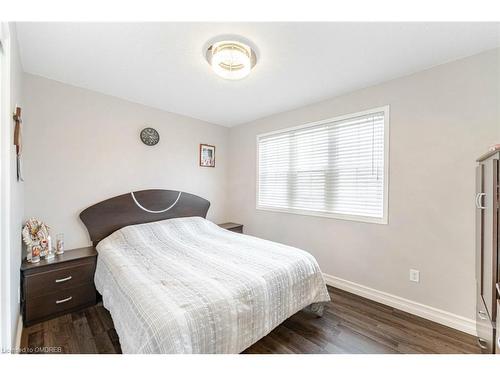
[[200, 144, 215, 167]]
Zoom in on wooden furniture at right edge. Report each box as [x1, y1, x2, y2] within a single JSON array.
[[475, 149, 500, 353]]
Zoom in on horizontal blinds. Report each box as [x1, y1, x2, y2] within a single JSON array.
[[258, 111, 385, 218]]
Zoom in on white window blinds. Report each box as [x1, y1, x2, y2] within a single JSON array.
[[257, 107, 388, 223]]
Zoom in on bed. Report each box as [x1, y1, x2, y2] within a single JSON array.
[[80, 189, 330, 354]]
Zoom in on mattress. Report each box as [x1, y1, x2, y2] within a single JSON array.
[[94, 216, 330, 353]]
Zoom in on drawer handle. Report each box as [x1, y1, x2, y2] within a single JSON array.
[[477, 338, 488, 350], [55, 296, 72, 304], [475, 193, 486, 209], [478, 310, 488, 320], [55, 276, 72, 283]]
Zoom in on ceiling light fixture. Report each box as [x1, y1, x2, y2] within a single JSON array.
[[205, 40, 257, 80]]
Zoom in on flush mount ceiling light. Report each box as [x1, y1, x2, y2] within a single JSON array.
[[205, 40, 257, 80]]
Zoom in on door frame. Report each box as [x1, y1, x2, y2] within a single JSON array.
[[0, 22, 12, 352]]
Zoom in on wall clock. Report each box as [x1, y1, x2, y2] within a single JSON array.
[[140, 127, 160, 146]]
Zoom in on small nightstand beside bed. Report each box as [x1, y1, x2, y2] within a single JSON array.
[[77, 189, 330, 354], [21, 247, 98, 326], [217, 222, 243, 233]]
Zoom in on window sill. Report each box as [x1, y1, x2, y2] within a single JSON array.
[[256, 205, 388, 225]]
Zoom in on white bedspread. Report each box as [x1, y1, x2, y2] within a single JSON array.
[[94, 217, 330, 354]]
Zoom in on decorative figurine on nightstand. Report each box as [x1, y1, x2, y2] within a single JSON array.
[[22, 218, 50, 263], [40, 238, 48, 258], [31, 243, 41, 263], [41, 235, 55, 260], [55, 233, 64, 255]]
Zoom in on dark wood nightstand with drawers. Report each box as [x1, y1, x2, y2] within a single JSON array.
[[20, 246, 98, 327], [218, 222, 243, 233]]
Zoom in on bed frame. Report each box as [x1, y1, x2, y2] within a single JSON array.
[[79, 189, 210, 245]]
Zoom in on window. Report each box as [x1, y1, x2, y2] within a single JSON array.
[[257, 106, 389, 224]]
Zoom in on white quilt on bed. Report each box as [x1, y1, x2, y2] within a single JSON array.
[[94, 216, 330, 354]]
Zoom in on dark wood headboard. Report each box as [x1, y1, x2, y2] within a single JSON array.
[[79, 189, 210, 245]]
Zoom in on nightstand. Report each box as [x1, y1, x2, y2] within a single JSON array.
[[218, 222, 243, 233], [20, 246, 98, 327]]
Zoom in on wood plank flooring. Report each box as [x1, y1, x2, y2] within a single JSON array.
[[20, 286, 480, 354]]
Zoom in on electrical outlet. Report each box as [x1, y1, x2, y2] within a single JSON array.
[[409, 269, 420, 283]]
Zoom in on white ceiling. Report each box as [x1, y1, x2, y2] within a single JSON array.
[[16, 22, 500, 127]]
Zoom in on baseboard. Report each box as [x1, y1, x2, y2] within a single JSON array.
[[14, 313, 22, 353], [323, 273, 476, 336]]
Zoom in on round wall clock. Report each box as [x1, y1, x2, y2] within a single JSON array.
[[140, 127, 160, 146]]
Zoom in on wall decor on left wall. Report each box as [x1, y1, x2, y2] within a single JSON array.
[[13, 106, 23, 181]]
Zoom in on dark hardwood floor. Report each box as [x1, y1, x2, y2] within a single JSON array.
[[20, 286, 480, 354]]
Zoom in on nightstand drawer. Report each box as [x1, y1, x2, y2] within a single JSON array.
[[25, 283, 96, 324], [25, 260, 96, 298]]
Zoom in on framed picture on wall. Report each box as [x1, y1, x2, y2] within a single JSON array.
[[199, 144, 216, 167]]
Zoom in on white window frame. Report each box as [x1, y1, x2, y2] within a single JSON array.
[[256, 106, 390, 224]]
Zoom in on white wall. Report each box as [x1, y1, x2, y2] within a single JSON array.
[[23, 74, 229, 250], [228, 49, 500, 320]]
